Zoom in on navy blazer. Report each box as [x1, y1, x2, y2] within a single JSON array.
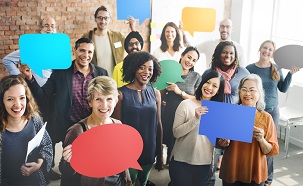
[[28, 62, 108, 143]]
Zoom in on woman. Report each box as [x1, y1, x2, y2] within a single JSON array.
[[153, 22, 184, 62], [0, 75, 53, 185], [162, 46, 202, 164], [169, 70, 225, 186], [246, 40, 300, 186], [112, 51, 163, 186], [219, 74, 279, 186], [59, 76, 131, 186], [203, 41, 250, 185]]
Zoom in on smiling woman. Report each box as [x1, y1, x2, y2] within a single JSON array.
[[112, 51, 163, 186], [0, 75, 53, 185]]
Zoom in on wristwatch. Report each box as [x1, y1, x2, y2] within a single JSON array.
[[181, 91, 186, 97]]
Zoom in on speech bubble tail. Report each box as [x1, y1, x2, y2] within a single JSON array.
[[207, 136, 217, 147], [34, 70, 44, 78], [129, 161, 142, 171], [188, 30, 194, 37]]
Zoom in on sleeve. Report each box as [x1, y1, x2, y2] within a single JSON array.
[[32, 115, 53, 172], [194, 74, 202, 89], [27, 70, 57, 100], [59, 125, 83, 179], [2, 50, 21, 75], [277, 70, 292, 93], [172, 101, 200, 138], [264, 114, 279, 156]]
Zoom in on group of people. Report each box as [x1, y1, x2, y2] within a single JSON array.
[[0, 5, 301, 186]]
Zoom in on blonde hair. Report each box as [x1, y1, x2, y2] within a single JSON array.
[[258, 40, 280, 81], [87, 76, 118, 102]]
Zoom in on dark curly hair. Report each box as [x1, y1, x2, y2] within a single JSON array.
[[211, 41, 239, 71], [122, 51, 162, 84], [160, 22, 181, 52], [0, 75, 39, 131]]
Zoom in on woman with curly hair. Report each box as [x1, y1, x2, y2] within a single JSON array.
[[113, 51, 163, 186]]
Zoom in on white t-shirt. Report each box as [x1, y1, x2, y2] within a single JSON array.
[[93, 34, 114, 76], [153, 47, 184, 62]]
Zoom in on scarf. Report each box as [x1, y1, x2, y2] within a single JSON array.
[[216, 67, 236, 94]]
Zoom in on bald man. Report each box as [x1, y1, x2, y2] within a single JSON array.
[[196, 18, 245, 68]]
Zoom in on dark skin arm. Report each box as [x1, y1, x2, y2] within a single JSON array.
[[112, 90, 123, 120], [154, 88, 164, 171]]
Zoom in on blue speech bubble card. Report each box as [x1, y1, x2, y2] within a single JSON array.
[[117, 0, 150, 24], [199, 100, 256, 146], [19, 33, 72, 77]]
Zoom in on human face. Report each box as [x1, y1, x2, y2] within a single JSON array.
[[201, 77, 220, 100], [89, 91, 117, 121], [220, 45, 235, 69], [41, 17, 56, 34], [74, 43, 94, 68], [165, 26, 176, 43], [3, 84, 27, 119], [95, 10, 110, 31], [239, 80, 260, 107], [259, 42, 275, 61], [180, 50, 198, 71], [135, 60, 154, 85], [127, 38, 142, 53], [219, 19, 232, 40]]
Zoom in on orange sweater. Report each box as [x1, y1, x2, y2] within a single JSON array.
[[219, 111, 279, 184]]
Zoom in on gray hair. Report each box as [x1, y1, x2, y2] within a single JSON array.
[[237, 74, 266, 111], [87, 76, 118, 102]]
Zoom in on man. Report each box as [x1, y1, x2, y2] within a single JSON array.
[[112, 31, 143, 87], [196, 18, 245, 68], [2, 16, 56, 87], [22, 37, 107, 143], [21, 38, 108, 182], [82, 5, 135, 76]]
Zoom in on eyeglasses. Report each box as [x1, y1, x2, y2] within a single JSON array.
[[42, 24, 56, 29], [128, 41, 141, 47], [220, 25, 231, 29], [96, 16, 110, 21], [240, 88, 258, 94]]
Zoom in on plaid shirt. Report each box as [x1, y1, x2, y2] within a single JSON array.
[[70, 64, 94, 123]]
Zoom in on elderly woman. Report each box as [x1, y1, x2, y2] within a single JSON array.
[[59, 76, 131, 186], [219, 74, 279, 186]]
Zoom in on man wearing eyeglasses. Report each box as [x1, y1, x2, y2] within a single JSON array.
[[82, 5, 135, 77], [112, 31, 143, 87], [2, 16, 56, 87], [196, 18, 245, 68]]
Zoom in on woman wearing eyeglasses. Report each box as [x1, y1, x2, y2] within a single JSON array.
[[246, 40, 300, 186], [218, 74, 279, 186], [153, 22, 184, 62]]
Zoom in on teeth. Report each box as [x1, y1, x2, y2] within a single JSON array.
[[98, 109, 108, 113]]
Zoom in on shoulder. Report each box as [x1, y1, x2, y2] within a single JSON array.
[[30, 114, 44, 131], [237, 66, 250, 75], [92, 64, 108, 75], [111, 118, 122, 124], [108, 29, 124, 38], [82, 29, 94, 38]]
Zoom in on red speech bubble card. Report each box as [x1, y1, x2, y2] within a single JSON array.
[[70, 124, 143, 178]]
